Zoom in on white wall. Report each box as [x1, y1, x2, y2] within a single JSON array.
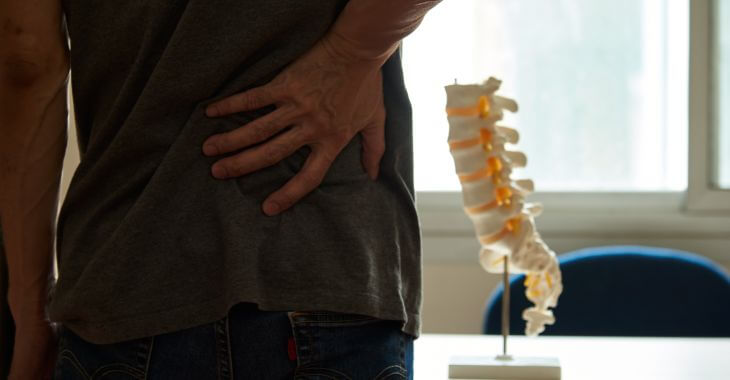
[[422, 262, 501, 334]]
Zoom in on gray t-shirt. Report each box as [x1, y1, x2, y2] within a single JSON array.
[[48, 0, 422, 344]]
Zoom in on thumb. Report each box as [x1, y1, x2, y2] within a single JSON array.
[[360, 119, 386, 180]]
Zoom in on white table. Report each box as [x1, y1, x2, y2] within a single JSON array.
[[414, 334, 730, 379]]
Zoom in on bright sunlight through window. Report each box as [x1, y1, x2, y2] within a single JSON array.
[[403, 0, 689, 192]]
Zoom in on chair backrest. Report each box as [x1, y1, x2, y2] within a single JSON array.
[[483, 245, 730, 337]]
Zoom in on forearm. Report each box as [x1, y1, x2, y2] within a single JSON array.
[[0, 55, 69, 320], [326, 0, 442, 63]]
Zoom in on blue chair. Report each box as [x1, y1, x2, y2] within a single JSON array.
[[483, 245, 730, 337]]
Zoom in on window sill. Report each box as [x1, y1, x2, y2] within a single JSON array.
[[416, 191, 730, 264]]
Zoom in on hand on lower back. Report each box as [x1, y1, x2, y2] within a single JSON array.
[[202, 34, 387, 216]]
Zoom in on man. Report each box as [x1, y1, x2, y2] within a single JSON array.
[[0, 0, 441, 378]]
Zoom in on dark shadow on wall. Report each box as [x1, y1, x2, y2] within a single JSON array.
[[1, 224, 15, 379]]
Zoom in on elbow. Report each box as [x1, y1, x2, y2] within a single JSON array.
[[0, 44, 69, 90]]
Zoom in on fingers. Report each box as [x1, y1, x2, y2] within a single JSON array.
[[203, 105, 298, 156], [359, 116, 386, 180], [262, 147, 336, 216], [210, 127, 304, 179], [206, 85, 280, 117]]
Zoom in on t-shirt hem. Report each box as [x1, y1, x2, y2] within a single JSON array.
[[55, 291, 421, 345]]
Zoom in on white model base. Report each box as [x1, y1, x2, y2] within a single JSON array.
[[448, 354, 561, 379]]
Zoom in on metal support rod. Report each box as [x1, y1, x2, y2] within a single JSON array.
[[502, 256, 510, 356]]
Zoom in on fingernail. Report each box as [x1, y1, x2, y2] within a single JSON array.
[[370, 168, 379, 181], [264, 201, 280, 216], [203, 142, 219, 156], [211, 165, 228, 179]]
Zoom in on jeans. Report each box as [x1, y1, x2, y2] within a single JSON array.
[[53, 302, 414, 379]]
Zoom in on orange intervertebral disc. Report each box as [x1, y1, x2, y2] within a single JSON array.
[[458, 167, 489, 182], [449, 136, 481, 150], [480, 128, 493, 152], [505, 216, 522, 234], [465, 199, 499, 214], [458, 156, 505, 183], [478, 95, 490, 118], [495, 187, 513, 206], [486, 156, 503, 176], [445, 95, 491, 118], [478, 216, 522, 245], [449, 127, 494, 151]]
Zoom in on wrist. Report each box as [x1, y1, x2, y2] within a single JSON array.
[[8, 280, 53, 319], [319, 30, 396, 67]]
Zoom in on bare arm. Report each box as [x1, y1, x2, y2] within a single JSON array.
[[0, 0, 69, 378], [325, 0, 443, 63]]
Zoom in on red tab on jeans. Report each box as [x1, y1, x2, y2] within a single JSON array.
[[287, 337, 297, 361]]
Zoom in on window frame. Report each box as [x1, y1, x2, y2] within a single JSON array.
[[416, 0, 730, 264], [687, 0, 730, 212]]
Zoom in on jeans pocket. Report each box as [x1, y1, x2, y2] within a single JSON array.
[[290, 315, 408, 380], [289, 310, 381, 327], [54, 326, 89, 379], [53, 325, 152, 380]]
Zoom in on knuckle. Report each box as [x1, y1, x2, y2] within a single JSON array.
[[220, 162, 240, 177], [277, 87, 295, 103], [313, 113, 330, 127], [308, 119, 329, 137], [296, 103, 312, 116], [213, 103, 228, 115], [334, 130, 351, 145], [299, 98, 316, 114], [292, 104, 310, 119], [243, 95, 258, 110], [211, 136, 228, 153], [252, 123, 271, 141], [267, 143, 290, 160], [297, 127, 317, 143], [286, 78, 306, 93], [223, 133, 242, 152], [223, 100, 238, 114]]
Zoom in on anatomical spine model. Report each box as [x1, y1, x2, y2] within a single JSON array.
[[445, 77, 563, 336]]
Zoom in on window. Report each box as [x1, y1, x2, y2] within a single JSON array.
[[715, 0, 730, 189], [405, 0, 730, 263], [403, 0, 688, 192]]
